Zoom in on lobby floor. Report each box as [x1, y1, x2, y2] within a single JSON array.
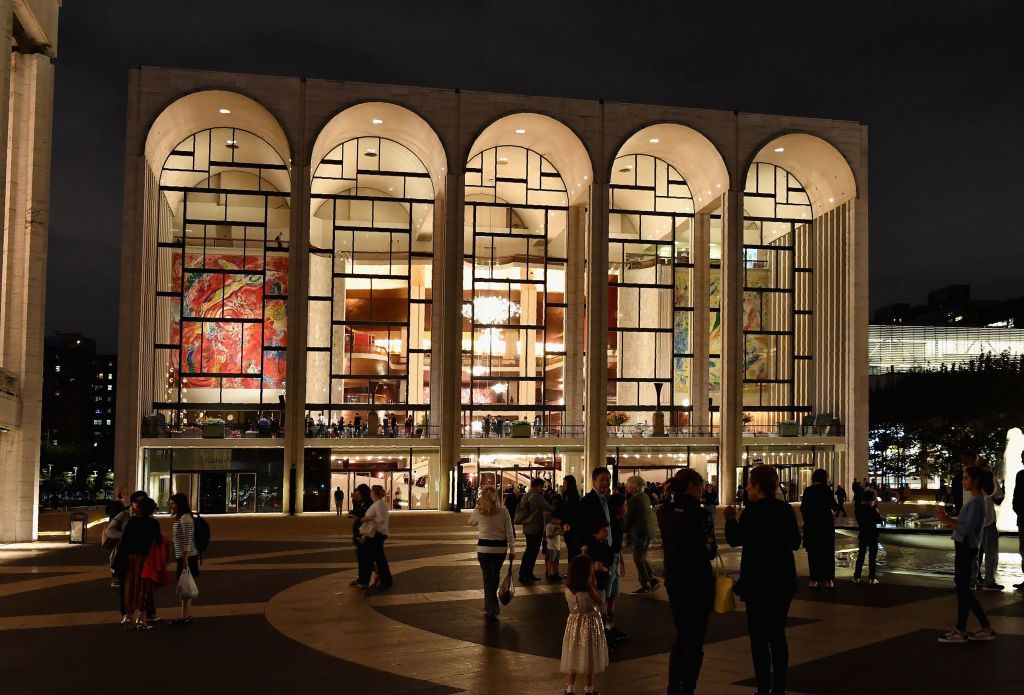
[[2, 512, 1022, 694]]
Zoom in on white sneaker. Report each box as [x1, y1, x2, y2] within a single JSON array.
[[852, 577, 861, 583], [938, 630, 968, 644], [868, 579, 879, 585]]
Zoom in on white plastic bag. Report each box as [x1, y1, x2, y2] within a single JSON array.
[[176, 566, 199, 601]]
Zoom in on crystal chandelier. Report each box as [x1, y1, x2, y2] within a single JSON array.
[[463, 296, 520, 325]]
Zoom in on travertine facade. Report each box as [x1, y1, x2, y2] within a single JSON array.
[[117, 67, 868, 514], [0, 0, 60, 541]]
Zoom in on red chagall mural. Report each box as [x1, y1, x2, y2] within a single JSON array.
[[170, 252, 288, 389]]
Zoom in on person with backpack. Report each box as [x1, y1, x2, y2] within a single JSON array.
[[515, 477, 553, 585], [169, 493, 199, 626]]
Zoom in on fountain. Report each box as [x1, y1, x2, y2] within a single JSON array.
[[997, 427, 1024, 531]]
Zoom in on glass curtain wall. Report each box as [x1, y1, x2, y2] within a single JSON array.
[[462, 146, 568, 433], [152, 128, 290, 431], [306, 137, 434, 435], [741, 163, 813, 429], [607, 154, 695, 431]]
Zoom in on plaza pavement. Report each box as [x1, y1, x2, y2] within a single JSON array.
[[1, 512, 1023, 694]]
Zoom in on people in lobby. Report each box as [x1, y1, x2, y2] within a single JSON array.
[[559, 475, 583, 561], [624, 475, 659, 594], [800, 468, 838, 590], [169, 493, 199, 625], [545, 509, 564, 581], [853, 489, 882, 583], [560, 555, 609, 695], [120, 496, 164, 630], [724, 464, 802, 695], [657, 468, 717, 695], [934, 465, 997, 643], [515, 477, 554, 584], [468, 486, 515, 619], [334, 487, 344, 515]]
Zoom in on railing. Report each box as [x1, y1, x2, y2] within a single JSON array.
[[742, 421, 845, 437], [462, 423, 585, 439], [306, 424, 439, 439], [607, 424, 717, 438]]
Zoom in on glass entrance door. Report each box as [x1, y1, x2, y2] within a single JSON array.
[[456, 464, 556, 510]]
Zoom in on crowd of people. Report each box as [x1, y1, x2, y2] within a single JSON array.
[[305, 412, 419, 439], [101, 488, 205, 630]]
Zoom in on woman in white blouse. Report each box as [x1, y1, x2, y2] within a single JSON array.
[[358, 485, 393, 588], [468, 486, 516, 619]]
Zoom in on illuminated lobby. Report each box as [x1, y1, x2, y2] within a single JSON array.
[[115, 68, 868, 513]]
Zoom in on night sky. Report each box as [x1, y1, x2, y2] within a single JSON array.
[[47, 1, 1024, 352]]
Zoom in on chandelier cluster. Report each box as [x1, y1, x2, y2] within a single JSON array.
[[462, 296, 520, 325]]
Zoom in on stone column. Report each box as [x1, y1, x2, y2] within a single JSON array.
[[284, 86, 310, 513], [585, 182, 609, 479], [691, 212, 711, 432], [563, 205, 586, 430], [849, 176, 869, 487], [437, 173, 463, 510], [718, 191, 742, 505], [0, 53, 54, 542], [0, 1, 12, 294]]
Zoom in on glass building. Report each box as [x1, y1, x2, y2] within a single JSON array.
[[116, 69, 868, 513]]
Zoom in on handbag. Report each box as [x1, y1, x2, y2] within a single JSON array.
[[713, 554, 736, 614], [498, 558, 515, 605], [176, 565, 199, 601]]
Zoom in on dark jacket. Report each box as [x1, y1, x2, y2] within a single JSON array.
[[1013, 469, 1024, 519], [119, 516, 162, 558], [657, 494, 716, 588], [855, 501, 883, 540], [586, 537, 614, 591], [516, 490, 553, 535], [725, 497, 801, 602], [799, 483, 837, 547], [579, 489, 611, 551]]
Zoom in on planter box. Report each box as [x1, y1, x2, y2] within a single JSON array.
[[202, 423, 226, 438], [777, 421, 799, 437], [510, 422, 532, 438]]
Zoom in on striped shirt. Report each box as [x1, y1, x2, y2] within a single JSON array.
[[173, 514, 198, 558]]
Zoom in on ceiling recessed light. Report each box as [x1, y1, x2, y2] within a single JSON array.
[[218, 108, 231, 115], [372, 118, 383, 125], [828, 197, 835, 203], [774, 146, 785, 153], [649, 137, 660, 144], [717, 183, 721, 188], [515, 128, 526, 135], [584, 175, 588, 180], [365, 148, 378, 158]]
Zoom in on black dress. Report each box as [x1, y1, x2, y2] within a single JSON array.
[[799, 483, 838, 582]]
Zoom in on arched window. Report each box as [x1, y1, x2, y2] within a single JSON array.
[[305, 137, 434, 430], [608, 154, 695, 426], [153, 127, 290, 427], [742, 162, 813, 425], [462, 146, 568, 430]]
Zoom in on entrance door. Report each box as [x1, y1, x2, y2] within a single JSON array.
[[234, 472, 257, 513]]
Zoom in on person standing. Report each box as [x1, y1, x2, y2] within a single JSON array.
[[334, 487, 344, 516], [350, 484, 373, 587], [799, 469, 838, 590], [834, 485, 848, 517], [468, 486, 515, 619], [974, 458, 1003, 591], [935, 466, 996, 643], [1015, 450, 1024, 591], [359, 485, 393, 589], [515, 478, 553, 585], [658, 468, 716, 695], [106, 490, 153, 623], [624, 475, 659, 593], [724, 465, 802, 695], [560, 475, 583, 561], [560, 556, 609, 695], [580, 467, 613, 552], [853, 489, 882, 583], [120, 497, 163, 630], [169, 493, 199, 625]]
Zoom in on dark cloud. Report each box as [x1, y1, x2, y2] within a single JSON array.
[[48, 0, 1024, 351]]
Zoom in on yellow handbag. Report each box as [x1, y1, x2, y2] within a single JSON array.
[[713, 554, 736, 614]]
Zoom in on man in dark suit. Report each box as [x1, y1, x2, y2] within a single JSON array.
[[579, 466, 613, 552]]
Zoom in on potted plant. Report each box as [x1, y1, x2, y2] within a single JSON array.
[[742, 412, 753, 431], [510, 419, 532, 438], [607, 411, 630, 427], [201, 417, 226, 439], [777, 420, 799, 437]]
